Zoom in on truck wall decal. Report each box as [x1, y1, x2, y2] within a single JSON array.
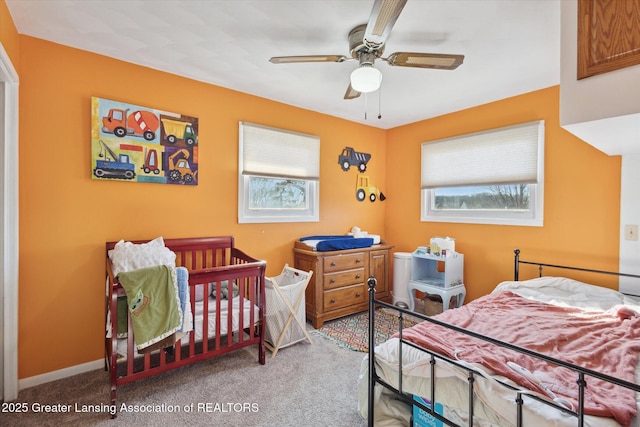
[[338, 146, 371, 172], [91, 97, 199, 185]]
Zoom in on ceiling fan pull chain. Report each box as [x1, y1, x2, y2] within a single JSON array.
[[364, 92, 368, 120], [378, 88, 382, 119]]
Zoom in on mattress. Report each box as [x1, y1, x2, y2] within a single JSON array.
[[358, 277, 640, 427], [192, 295, 259, 341], [117, 296, 259, 358]]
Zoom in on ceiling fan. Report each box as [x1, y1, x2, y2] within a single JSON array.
[[269, 0, 464, 100]]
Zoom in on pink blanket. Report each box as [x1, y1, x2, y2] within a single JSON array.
[[401, 291, 640, 426]]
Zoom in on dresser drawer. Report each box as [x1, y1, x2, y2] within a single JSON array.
[[323, 268, 365, 290], [323, 252, 365, 272], [323, 284, 367, 311]]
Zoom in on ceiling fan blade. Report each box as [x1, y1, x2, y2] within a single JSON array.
[[269, 55, 348, 64], [385, 52, 464, 70], [344, 83, 361, 100], [363, 0, 408, 50]]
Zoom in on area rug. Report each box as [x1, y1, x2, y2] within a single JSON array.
[[312, 308, 421, 352]]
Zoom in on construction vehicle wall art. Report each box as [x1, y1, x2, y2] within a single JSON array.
[[338, 146, 371, 172], [91, 97, 199, 185], [356, 174, 386, 202], [335, 145, 386, 202]]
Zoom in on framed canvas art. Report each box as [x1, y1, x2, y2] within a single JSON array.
[[91, 97, 199, 185]]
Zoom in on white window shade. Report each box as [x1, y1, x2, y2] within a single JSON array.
[[421, 121, 544, 189], [240, 122, 320, 180]]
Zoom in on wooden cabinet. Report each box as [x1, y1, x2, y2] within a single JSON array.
[[578, 0, 640, 79], [293, 241, 392, 328]]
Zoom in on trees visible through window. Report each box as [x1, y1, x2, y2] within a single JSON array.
[[248, 177, 308, 210], [434, 185, 529, 210], [421, 121, 544, 226], [238, 122, 319, 223]]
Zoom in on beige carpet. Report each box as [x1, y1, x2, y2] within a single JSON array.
[[2, 326, 368, 427]]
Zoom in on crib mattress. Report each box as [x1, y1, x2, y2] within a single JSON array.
[[192, 295, 259, 341], [117, 296, 259, 359]]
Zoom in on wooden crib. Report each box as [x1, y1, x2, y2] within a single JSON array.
[[105, 236, 266, 416]]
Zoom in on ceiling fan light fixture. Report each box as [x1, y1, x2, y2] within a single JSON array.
[[350, 64, 382, 93]]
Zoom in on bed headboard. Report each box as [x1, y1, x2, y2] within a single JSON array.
[[513, 248, 640, 295]]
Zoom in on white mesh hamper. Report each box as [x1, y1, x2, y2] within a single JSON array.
[[265, 264, 313, 357]]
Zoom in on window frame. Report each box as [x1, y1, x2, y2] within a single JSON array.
[[420, 121, 545, 227], [238, 122, 320, 224]]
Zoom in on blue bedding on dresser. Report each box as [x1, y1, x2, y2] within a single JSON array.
[[300, 235, 374, 251]]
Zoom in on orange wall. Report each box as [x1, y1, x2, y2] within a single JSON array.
[[0, 0, 19, 69], [385, 86, 621, 301], [18, 36, 387, 378]]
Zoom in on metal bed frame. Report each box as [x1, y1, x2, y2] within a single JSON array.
[[366, 249, 640, 427]]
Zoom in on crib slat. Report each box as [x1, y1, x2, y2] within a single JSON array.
[[174, 337, 181, 363], [249, 277, 256, 339], [159, 345, 166, 366], [143, 351, 150, 372], [202, 284, 210, 353], [225, 286, 232, 347], [126, 316, 134, 376], [189, 285, 196, 357], [238, 281, 245, 344], [215, 289, 221, 350]]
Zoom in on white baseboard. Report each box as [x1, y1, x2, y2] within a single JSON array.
[[19, 359, 104, 391]]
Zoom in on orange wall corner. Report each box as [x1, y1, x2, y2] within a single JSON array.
[[385, 86, 621, 302], [0, 0, 20, 71]]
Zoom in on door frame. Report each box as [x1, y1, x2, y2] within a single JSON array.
[[0, 42, 19, 402]]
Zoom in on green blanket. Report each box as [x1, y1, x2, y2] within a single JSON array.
[[117, 265, 181, 351]]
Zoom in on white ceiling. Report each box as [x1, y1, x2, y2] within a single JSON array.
[[5, 0, 560, 129]]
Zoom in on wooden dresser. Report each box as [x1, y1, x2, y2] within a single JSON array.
[[293, 240, 393, 328]]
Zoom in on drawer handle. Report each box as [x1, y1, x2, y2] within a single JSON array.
[[331, 262, 336, 267], [330, 279, 336, 284], [330, 298, 336, 304], [355, 274, 361, 279], [356, 259, 361, 263], [356, 292, 361, 297]]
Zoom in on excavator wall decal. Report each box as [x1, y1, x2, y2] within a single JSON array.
[[91, 97, 199, 185]]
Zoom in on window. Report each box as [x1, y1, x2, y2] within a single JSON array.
[[238, 122, 320, 223], [421, 121, 544, 226]]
